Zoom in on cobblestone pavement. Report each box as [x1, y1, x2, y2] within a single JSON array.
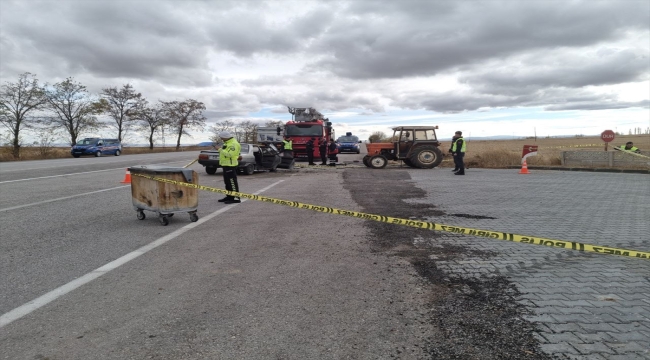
[[408, 168, 650, 360]]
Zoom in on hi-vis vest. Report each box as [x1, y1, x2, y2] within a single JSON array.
[[219, 138, 241, 167], [282, 140, 293, 150], [621, 145, 639, 152], [451, 137, 467, 153]]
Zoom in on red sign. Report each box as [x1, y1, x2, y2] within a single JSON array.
[[522, 145, 538, 162], [522, 145, 538, 158], [601, 130, 615, 143]]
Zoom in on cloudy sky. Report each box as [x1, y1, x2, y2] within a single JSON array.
[[1, 0, 648, 142]]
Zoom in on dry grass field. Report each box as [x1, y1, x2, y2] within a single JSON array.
[[2, 134, 648, 170], [439, 134, 650, 169]]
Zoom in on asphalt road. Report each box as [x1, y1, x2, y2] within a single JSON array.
[[0, 149, 437, 359], [5, 148, 644, 359]]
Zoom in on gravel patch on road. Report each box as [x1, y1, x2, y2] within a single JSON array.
[[343, 169, 561, 360]]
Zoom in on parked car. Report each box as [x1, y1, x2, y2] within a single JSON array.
[[71, 138, 122, 157], [336, 133, 362, 154], [198, 143, 282, 175]]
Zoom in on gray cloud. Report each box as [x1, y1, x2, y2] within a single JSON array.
[[314, 1, 649, 79], [0, 0, 648, 119]]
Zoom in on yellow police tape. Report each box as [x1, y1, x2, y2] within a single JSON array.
[[539, 144, 602, 149], [613, 147, 650, 159], [183, 158, 198, 168], [131, 173, 649, 260]]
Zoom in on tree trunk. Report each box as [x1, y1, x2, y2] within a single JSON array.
[[149, 132, 154, 150], [12, 136, 20, 159], [70, 130, 78, 146], [176, 126, 183, 151]]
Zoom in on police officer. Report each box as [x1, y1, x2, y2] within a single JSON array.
[[451, 131, 466, 175], [217, 131, 242, 204], [282, 136, 293, 158], [618, 141, 641, 153], [319, 137, 328, 165], [449, 134, 459, 172], [306, 137, 316, 165]]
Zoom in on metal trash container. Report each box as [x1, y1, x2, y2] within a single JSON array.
[[128, 165, 199, 226]]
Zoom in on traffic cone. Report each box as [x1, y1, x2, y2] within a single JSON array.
[[519, 160, 530, 174], [120, 169, 132, 183]]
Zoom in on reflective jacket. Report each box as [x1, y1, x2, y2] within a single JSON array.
[[219, 138, 241, 167], [621, 145, 640, 153], [282, 140, 293, 150], [451, 137, 466, 153]]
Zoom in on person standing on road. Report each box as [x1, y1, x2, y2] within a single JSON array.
[[328, 139, 338, 163], [281, 136, 293, 158], [451, 131, 466, 175], [449, 134, 459, 172], [306, 137, 316, 165], [319, 137, 328, 165], [218, 131, 242, 204], [617, 141, 641, 153]]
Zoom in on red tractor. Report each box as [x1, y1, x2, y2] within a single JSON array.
[[363, 126, 443, 169]]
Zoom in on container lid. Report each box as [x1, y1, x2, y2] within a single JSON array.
[[128, 165, 194, 183]]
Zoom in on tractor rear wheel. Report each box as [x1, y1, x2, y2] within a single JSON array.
[[409, 146, 443, 168], [368, 155, 388, 169], [362, 156, 371, 167], [403, 159, 418, 168]]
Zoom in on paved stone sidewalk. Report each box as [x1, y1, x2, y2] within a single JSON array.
[[409, 168, 650, 359]]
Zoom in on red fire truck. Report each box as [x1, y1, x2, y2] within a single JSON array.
[[282, 107, 335, 161]]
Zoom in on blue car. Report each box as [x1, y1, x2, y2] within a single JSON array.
[[71, 138, 122, 157], [337, 133, 361, 154]]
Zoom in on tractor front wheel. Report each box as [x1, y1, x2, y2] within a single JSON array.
[[409, 146, 443, 168], [368, 155, 388, 169]]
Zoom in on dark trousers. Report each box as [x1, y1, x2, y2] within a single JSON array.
[[222, 166, 239, 199], [454, 152, 465, 171], [319, 150, 327, 164], [307, 149, 314, 164]]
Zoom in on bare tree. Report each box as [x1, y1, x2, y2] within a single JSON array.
[[368, 131, 387, 143], [209, 119, 235, 144], [236, 120, 258, 143], [265, 120, 284, 128], [44, 78, 104, 146], [0, 73, 47, 158], [100, 84, 145, 142], [161, 99, 206, 150], [133, 101, 168, 150], [32, 126, 61, 159]]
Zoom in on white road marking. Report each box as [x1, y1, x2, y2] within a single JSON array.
[[0, 161, 189, 184], [0, 186, 131, 212], [0, 154, 196, 172], [0, 180, 284, 328]]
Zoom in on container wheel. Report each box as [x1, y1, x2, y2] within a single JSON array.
[[159, 216, 169, 226], [368, 155, 388, 169], [190, 212, 199, 222], [136, 211, 145, 220]]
